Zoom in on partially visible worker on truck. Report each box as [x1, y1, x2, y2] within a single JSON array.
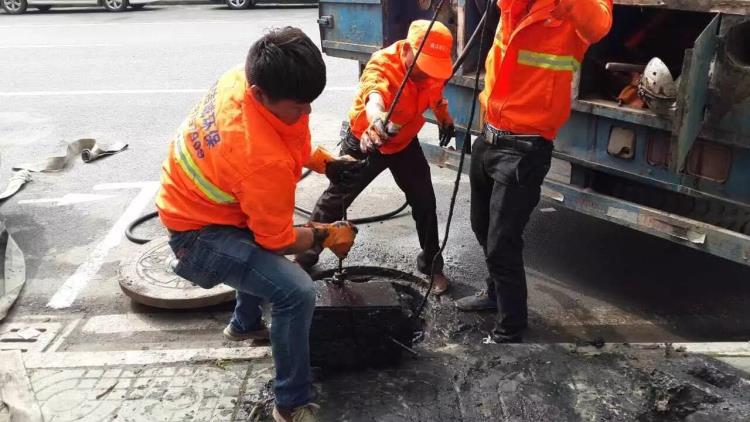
[[295, 19, 457, 295], [456, 0, 613, 342], [156, 27, 362, 422]]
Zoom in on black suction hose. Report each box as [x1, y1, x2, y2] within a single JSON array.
[[414, 0, 492, 319], [126, 211, 159, 244], [293, 169, 409, 224], [126, 168, 411, 244]]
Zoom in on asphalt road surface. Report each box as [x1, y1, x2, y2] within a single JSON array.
[[1, 4, 749, 354]]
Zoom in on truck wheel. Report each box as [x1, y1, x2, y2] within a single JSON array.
[[227, 0, 255, 10], [1, 0, 27, 14], [103, 0, 128, 12]]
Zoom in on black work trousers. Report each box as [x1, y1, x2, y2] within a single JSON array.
[[470, 135, 552, 339], [310, 132, 443, 275]]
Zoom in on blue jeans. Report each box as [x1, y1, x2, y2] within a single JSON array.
[[168, 225, 315, 409]]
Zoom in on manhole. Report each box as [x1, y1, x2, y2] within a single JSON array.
[[119, 237, 235, 309], [309, 266, 427, 370], [0, 321, 62, 353], [312, 265, 428, 286]]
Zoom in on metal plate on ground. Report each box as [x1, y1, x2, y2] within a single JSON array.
[[310, 269, 425, 370], [119, 237, 234, 309]]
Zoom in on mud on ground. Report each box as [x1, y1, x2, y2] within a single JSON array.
[[236, 283, 750, 422]]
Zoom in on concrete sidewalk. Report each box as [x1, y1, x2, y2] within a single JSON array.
[[2, 342, 749, 421]]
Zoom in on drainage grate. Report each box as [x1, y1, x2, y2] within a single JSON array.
[[0, 322, 62, 353]]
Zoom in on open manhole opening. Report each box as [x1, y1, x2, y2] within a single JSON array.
[[310, 266, 429, 371]]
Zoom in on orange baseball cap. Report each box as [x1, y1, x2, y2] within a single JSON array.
[[407, 20, 454, 80]]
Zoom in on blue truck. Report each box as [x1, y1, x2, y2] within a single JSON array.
[[317, 0, 750, 267]]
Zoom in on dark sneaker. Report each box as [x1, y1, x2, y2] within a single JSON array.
[[294, 247, 322, 272], [455, 292, 498, 311], [222, 323, 269, 341]]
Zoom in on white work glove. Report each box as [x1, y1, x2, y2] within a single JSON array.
[[360, 113, 401, 153]]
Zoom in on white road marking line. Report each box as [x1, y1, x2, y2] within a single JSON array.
[[0, 89, 205, 97], [435, 342, 750, 357], [22, 347, 270, 369], [47, 182, 160, 309], [0, 87, 355, 97], [0, 44, 121, 49], [82, 313, 230, 335], [17, 343, 750, 370], [563, 342, 750, 367], [668, 341, 750, 356], [47, 318, 82, 353], [19, 193, 115, 206], [93, 181, 159, 190], [0, 20, 290, 29]]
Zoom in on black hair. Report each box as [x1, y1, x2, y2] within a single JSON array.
[[246, 27, 326, 103]]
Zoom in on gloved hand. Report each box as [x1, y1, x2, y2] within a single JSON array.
[[325, 155, 366, 188], [438, 122, 456, 148], [308, 221, 358, 259], [307, 146, 335, 174], [360, 113, 401, 153]]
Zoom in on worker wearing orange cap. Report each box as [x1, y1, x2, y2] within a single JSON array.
[[295, 20, 456, 295], [457, 0, 613, 343]]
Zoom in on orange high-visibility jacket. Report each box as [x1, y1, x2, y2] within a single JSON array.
[[349, 40, 451, 155], [156, 67, 312, 250], [480, 0, 613, 140]]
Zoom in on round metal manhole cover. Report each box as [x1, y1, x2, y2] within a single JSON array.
[[119, 236, 235, 309]]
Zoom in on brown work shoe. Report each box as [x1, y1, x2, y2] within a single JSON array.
[[431, 271, 450, 295], [222, 323, 269, 341], [272, 403, 320, 422]]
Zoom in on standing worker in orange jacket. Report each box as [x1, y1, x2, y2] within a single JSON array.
[[456, 0, 613, 342], [295, 20, 456, 295], [156, 27, 363, 422]]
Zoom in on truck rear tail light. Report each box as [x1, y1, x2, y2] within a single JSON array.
[[686, 141, 732, 182], [607, 127, 635, 159]]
